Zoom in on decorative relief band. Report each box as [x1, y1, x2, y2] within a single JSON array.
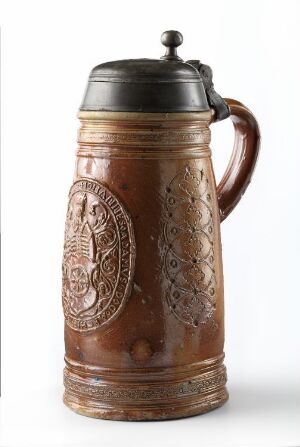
[[163, 166, 216, 327], [62, 178, 136, 332], [78, 128, 211, 146], [64, 367, 227, 402], [64, 352, 225, 378], [76, 146, 211, 160]]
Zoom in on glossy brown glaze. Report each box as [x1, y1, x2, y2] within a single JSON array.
[[62, 106, 259, 420], [216, 99, 261, 222]]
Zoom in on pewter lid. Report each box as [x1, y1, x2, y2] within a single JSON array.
[[80, 31, 229, 119]]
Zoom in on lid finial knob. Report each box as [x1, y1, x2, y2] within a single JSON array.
[[161, 30, 183, 61]]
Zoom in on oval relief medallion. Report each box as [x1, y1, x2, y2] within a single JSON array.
[[62, 178, 136, 332]]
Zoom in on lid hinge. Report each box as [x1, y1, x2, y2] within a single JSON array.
[[186, 60, 230, 122]]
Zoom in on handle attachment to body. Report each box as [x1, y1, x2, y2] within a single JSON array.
[[187, 60, 260, 222], [215, 99, 260, 222]]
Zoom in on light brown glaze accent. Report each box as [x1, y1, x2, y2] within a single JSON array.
[[216, 99, 260, 222]]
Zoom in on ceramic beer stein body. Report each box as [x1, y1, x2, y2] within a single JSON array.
[[62, 31, 260, 420]]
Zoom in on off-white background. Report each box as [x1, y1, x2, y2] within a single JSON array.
[[1, 0, 300, 446]]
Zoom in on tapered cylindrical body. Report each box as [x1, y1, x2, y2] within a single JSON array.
[[62, 29, 260, 421], [62, 111, 228, 420]]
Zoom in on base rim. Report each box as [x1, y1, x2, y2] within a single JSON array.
[[63, 388, 229, 421]]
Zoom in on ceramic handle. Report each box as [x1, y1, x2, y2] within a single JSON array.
[[216, 98, 260, 222]]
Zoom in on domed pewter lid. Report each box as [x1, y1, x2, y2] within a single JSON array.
[[80, 31, 229, 120]]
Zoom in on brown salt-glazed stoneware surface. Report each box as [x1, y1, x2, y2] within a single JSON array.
[[62, 100, 260, 420]]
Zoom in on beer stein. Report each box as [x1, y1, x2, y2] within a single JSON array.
[[62, 30, 260, 420]]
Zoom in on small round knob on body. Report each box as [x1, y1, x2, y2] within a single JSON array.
[[160, 30, 183, 61]]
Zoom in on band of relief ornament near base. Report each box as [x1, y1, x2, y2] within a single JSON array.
[[64, 366, 227, 402]]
